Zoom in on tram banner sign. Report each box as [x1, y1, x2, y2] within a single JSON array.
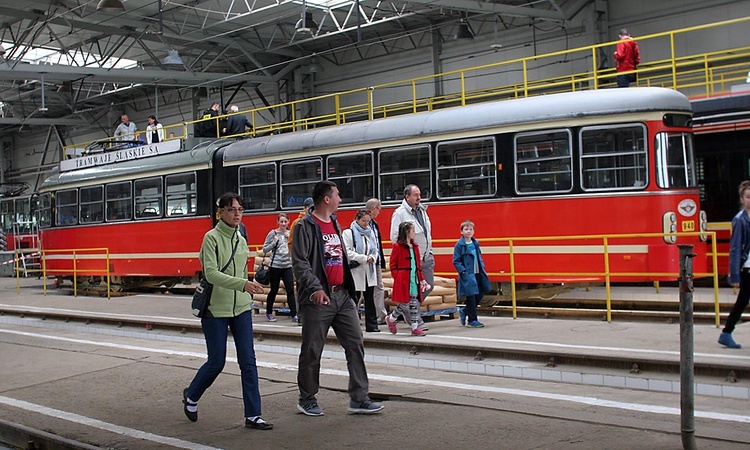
[[60, 140, 181, 172]]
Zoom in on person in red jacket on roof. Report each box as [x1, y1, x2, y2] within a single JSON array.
[[614, 28, 640, 88]]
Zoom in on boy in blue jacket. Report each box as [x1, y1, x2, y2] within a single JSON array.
[[452, 220, 492, 328]]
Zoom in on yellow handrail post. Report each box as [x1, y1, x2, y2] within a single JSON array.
[[73, 250, 77, 298], [42, 250, 47, 296], [291, 101, 297, 131], [670, 33, 678, 90], [367, 87, 374, 121], [15, 250, 20, 294], [603, 237, 612, 322], [703, 55, 710, 98], [412, 80, 418, 113], [335, 94, 341, 125], [509, 239, 517, 319], [522, 60, 529, 97], [592, 47, 598, 90], [460, 72, 466, 106], [654, 280, 660, 293], [711, 232, 720, 327], [106, 249, 111, 299]]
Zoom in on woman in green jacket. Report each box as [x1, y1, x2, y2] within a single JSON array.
[[183, 193, 273, 430]]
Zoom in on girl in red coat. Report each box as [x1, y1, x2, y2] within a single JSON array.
[[386, 222, 431, 336]]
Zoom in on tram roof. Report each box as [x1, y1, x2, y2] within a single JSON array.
[[39, 142, 226, 191], [222, 87, 691, 164]]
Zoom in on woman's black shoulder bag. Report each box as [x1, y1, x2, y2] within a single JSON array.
[[192, 238, 239, 317]]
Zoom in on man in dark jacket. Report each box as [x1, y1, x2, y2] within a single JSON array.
[[222, 105, 253, 138], [291, 180, 384, 417], [194, 102, 221, 137]]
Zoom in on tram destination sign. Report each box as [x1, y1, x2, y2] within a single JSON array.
[[60, 139, 181, 172]]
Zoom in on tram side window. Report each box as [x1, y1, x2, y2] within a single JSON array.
[[281, 159, 322, 209], [80, 186, 104, 224], [13, 198, 33, 233], [106, 182, 132, 221], [239, 163, 277, 211], [166, 173, 197, 216], [515, 130, 573, 194], [56, 189, 78, 226], [328, 152, 374, 205], [0, 199, 12, 233], [379, 145, 431, 202], [580, 125, 647, 191], [134, 177, 163, 219], [437, 137, 496, 199], [37, 193, 53, 228], [655, 132, 697, 188]]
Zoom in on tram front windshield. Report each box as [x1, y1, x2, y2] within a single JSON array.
[[655, 132, 696, 189]]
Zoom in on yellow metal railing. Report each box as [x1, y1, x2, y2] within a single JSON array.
[[62, 16, 750, 156], [430, 232, 720, 325], [39, 248, 112, 299]]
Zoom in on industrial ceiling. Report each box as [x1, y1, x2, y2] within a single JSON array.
[[0, 0, 580, 132]]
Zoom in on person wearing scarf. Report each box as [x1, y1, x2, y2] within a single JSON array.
[[342, 209, 380, 332]]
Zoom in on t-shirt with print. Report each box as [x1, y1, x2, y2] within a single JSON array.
[[313, 215, 345, 287]]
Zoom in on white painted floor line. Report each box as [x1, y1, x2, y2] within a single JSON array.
[[0, 395, 221, 450], [2, 328, 749, 424]]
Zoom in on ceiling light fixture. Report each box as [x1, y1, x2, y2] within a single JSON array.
[[455, 19, 474, 40], [295, 0, 318, 35], [97, 0, 126, 12], [304, 55, 323, 74], [164, 49, 184, 65]]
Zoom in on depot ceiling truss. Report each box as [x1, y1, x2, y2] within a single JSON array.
[[0, 0, 575, 131]]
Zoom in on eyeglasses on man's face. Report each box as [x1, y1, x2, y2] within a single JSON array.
[[223, 207, 245, 214]]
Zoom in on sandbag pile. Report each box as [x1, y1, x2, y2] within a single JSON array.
[[250, 252, 294, 312], [381, 266, 457, 316]]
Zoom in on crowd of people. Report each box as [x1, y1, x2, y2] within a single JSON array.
[[182, 181, 498, 430], [108, 101, 253, 145]]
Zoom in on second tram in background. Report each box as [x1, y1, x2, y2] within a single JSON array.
[[33, 87, 707, 290]]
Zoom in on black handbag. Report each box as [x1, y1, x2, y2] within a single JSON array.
[[255, 236, 278, 285], [192, 238, 239, 317]]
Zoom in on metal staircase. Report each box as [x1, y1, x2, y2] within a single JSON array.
[[12, 220, 40, 277]]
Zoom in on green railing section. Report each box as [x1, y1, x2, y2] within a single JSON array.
[[63, 16, 750, 156]]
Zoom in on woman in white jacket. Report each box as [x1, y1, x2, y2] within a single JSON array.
[[342, 209, 380, 332], [145, 115, 164, 144]]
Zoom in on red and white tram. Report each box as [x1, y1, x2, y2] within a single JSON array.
[[34, 87, 707, 288]]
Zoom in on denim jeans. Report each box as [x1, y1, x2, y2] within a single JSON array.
[[187, 310, 262, 418]]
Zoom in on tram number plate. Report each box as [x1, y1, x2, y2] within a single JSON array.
[[682, 221, 695, 232]]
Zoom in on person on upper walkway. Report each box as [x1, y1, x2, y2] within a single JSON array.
[[614, 28, 640, 88]]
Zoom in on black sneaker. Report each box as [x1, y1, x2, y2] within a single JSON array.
[[348, 399, 384, 414], [297, 402, 325, 416], [182, 388, 197, 422], [245, 417, 273, 430]]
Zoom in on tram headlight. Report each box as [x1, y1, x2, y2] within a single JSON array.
[[699, 210, 708, 242], [663, 212, 677, 244]]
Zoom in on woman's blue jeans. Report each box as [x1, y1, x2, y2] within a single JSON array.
[[187, 310, 262, 418]]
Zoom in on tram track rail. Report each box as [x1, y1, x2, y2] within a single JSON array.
[[0, 418, 99, 450]]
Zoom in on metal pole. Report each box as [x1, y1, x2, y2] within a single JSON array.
[[678, 244, 697, 450]]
